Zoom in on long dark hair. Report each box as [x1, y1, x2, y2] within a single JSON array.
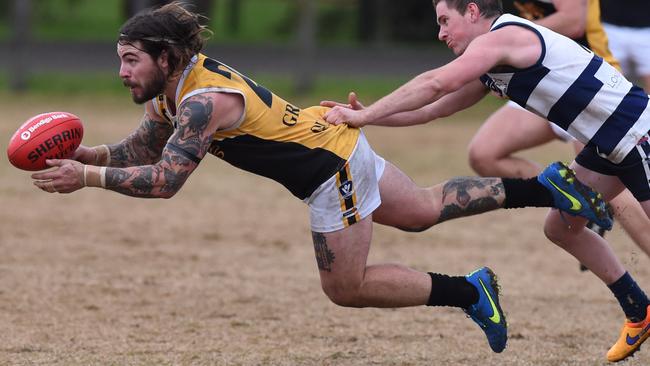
[[118, 2, 213, 77]]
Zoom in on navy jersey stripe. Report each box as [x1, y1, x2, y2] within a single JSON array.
[[547, 55, 604, 129], [487, 20, 549, 105], [508, 66, 550, 106], [591, 86, 650, 155]]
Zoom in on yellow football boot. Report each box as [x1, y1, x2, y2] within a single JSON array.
[[607, 305, 650, 362]]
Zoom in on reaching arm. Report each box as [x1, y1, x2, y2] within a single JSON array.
[[323, 28, 530, 128], [325, 31, 520, 127], [528, 0, 586, 39], [106, 109, 174, 167], [32, 92, 244, 198], [361, 80, 488, 127], [73, 102, 174, 167]]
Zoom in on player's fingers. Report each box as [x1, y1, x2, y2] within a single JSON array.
[[33, 180, 57, 193], [31, 169, 58, 180], [323, 110, 338, 124], [320, 100, 348, 108], [349, 92, 364, 110], [45, 159, 63, 167]]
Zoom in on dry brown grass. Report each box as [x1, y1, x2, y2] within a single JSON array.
[[1, 94, 649, 365]]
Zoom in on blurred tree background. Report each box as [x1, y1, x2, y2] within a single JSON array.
[[1, 0, 447, 95], [1, 0, 438, 43]]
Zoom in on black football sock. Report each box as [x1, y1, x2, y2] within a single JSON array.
[[609, 272, 650, 322], [426, 272, 479, 309], [502, 177, 554, 209]]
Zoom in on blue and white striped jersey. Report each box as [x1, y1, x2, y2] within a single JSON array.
[[480, 14, 650, 163]]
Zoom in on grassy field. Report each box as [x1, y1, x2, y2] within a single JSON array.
[[1, 92, 650, 365]]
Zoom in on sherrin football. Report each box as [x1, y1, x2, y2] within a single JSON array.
[[7, 112, 84, 171]]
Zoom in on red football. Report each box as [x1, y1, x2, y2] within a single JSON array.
[[7, 112, 84, 171]]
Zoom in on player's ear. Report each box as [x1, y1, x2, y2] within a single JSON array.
[[468, 2, 480, 22], [157, 49, 169, 72]]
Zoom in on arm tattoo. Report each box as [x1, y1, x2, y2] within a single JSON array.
[[437, 177, 504, 223], [108, 113, 173, 167], [103, 151, 192, 198], [168, 94, 215, 158], [312, 232, 335, 272], [101, 95, 215, 198]]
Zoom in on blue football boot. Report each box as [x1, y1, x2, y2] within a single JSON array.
[[538, 161, 613, 230], [465, 267, 507, 353]]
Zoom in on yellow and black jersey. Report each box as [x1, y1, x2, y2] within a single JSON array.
[[152, 53, 360, 200], [502, 0, 620, 69]]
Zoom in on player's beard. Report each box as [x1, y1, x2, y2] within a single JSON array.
[[127, 65, 166, 104]]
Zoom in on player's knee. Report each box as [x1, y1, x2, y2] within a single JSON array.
[[321, 281, 364, 308], [467, 147, 497, 176], [543, 216, 579, 246]]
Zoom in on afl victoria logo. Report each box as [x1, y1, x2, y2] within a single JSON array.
[[21, 131, 31, 140], [338, 181, 353, 199]]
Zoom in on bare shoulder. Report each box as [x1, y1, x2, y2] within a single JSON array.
[[479, 26, 542, 68], [179, 92, 245, 131]]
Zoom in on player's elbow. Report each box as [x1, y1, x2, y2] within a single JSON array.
[[428, 76, 462, 97], [157, 190, 178, 199], [157, 176, 188, 199]]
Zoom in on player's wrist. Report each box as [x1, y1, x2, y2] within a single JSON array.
[[92, 145, 111, 166], [83, 165, 107, 188]]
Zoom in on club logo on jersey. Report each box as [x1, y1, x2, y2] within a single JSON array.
[[282, 104, 300, 126], [311, 120, 329, 133], [338, 180, 354, 199]]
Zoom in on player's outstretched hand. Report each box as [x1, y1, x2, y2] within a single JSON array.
[[32, 159, 85, 194], [323, 106, 370, 128], [320, 92, 365, 110]]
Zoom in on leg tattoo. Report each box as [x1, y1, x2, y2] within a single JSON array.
[[312, 232, 335, 272], [438, 177, 504, 223]]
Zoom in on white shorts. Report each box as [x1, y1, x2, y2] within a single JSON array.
[[304, 131, 385, 233], [505, 100, 575, 142], [603, 23, 650, 77]]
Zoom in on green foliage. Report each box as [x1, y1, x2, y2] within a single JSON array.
[[31, 0, 123, 41], [209, 0, 357, 45], [0, 0, 359, 44], [210, 0, 295, 44]]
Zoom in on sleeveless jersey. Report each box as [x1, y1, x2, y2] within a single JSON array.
[[152, 54, 360, 200], [480, 14, 650, 163], [502, 0, 620, 69]]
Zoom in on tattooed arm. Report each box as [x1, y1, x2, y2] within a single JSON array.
[[72, 102, 173, 167], [32, 92, 244, 197], [107, 108, 174, 167], [102, 93, 242, 198]]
